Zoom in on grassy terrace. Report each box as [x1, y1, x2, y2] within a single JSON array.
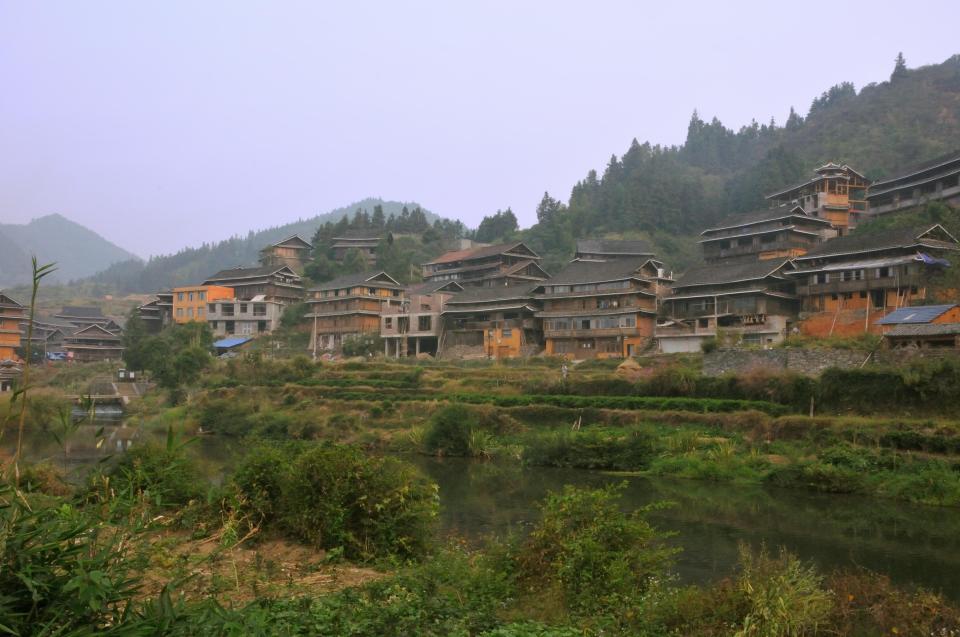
[[124, 353, 960, 509]]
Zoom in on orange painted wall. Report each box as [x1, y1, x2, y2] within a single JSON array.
[[933, 306, 960, 324], [484, 327, 523, 359], [173, 285, 234, 324]]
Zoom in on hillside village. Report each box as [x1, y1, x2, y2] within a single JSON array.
[[4, 149, 959, 384]]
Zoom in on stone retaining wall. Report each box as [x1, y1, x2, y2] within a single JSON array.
[[702, 347, 960, 376]]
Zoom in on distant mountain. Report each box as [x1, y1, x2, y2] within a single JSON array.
[[520, 53, 960, 272], [0, 214, 140, 287], [88, 198, 441, 293]]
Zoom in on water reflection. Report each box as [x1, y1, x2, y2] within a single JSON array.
[[412, 456, 960, 599]]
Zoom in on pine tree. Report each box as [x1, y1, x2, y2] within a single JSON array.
[[892, 52, 908, 81], [371, 205, 386, 228]]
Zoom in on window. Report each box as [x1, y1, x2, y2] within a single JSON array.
[[177, 292, 184, 301], [199, 291, 206, 301], [176, 308, 184, 317], [188, 292, 194, 302], [859, 291, 867, 299], [253, 303, 266, 316], [501, 328, 512, 338], [876, 266, 891, 278], [239, 303, 248, 313], [197, 307, 204, 317], [580, 319, 591, 330], [418, 316, 432, 331], [210, 321, 218, 330], [208, 303, 216, 313], [580, 341, 594, 349], [187, 307, 194, 317], [813, 272, 829, 284], [368, 287, 377, 295], [385, 317, 393, 329], [225, 321, 235, 334], [258, 320, 267, 333]]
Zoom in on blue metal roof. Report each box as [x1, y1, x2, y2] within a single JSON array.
[[213, 336, 253, 349], [877, 305, 956, 325]]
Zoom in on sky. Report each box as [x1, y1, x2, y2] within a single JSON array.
[[1, 2, 959, 259]]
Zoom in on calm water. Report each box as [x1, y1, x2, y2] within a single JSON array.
[[14, 417, 960, 599]]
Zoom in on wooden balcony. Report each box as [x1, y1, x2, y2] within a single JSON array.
[[795, 274, 922, 297]]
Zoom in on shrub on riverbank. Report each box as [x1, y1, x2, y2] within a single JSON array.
[[521, 429, 656, 470], [231, 443, 438, 561]]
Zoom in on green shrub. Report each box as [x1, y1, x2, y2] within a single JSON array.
[[423, 404, 480, 456], [515, 484, 677, 613], [231, 443, 438, 561], [522, 429, 656, 470]]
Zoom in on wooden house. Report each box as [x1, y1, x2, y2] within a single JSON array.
[[54, 306, 113, 330], [766, 163, 870, 235], [866, 151, 960, 217], [381, 280, 463, 357], [305, 271, 404, 352], [533, 257, 660, 359], [64, 324, 124, 362], [658, 259, 797, 352], [440, 284, 541, 359], [0, 360, 21, 392], [259, 235, 313, 273], [172, 285, 234, 324], [330, 229, 389, 263], [789, 224, 960, 320], [203, 265, 304, 304], [0, 293, 24, 362], [422, 241, 549, 288], [574, 239, 655, 262], [699, 206, 835, 264], [137, 291, 174, 334]]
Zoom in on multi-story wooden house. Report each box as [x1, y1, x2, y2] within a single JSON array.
[[699, 206, 835, 264], [19, 318, 74, 355], [440, 284, 541, 359], [137, 291, 174, 334], [0, 293, 24, 362], [574, 239, 655, 262], [206, 297, 286, 337], [259, 235, 313, 273], [64, 324, 124, 362], [380, 280, 463, 357], [330, 229, 388, 263], [789, 224, 960, 319], [203, 265, 304, 304], [766, 163, 870, 235], [658, 258, 798, 352], [306, 271, 404, 352], [53, 306, 115, 331], [533, 257, 660, 359], [866, 151, 960, 217], [172, 285, 234, 324], [422, 242, 549, 288]]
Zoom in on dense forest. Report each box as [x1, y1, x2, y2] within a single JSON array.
[[84, 53, 960, 289], [85, 199, 444, 292], [495, 53, 960, 273]]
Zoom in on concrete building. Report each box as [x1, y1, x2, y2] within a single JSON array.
[[380, 280, 463, 357], [206, 296, 286, 337], [172, 285, 234, 324]]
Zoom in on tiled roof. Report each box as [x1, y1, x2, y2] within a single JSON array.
[[575, 239, 653, 256], [309, 271, 402, 292], [870, 150, 960, 189], [539, 256, 653, 287], [205, 265, 299, 281], [405, 280, 464, 296], [795, 224, 959, 260], [445, 283, 538, 305], [673, 258, 792, 288], [702, 206, 831, 234], [885, 322, 960, 337], [59, 306, 105, 318], [265, 235, 313, 249], [331, 229, 387, 240], [877, 305, 957, 325], [424, 242, 539, 265]]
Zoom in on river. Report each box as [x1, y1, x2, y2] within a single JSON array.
[[13, 415, 960, 600]]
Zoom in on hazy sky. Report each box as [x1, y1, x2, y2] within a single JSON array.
[[2, 2, 959, 258]]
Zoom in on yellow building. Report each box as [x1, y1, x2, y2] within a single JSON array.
[[173, 285, 234, 324], [0, 293, 25, 361]]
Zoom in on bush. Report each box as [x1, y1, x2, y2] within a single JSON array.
[[423, 404, 480, 456], [522, 429, 656, 470], [515, 484, 677, 613], [342, 333, 384, 358], [231, 443, 438, 561]]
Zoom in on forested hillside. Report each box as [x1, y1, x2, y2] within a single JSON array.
[[514, 53, 960, 273], [87, 198, 441, 292], [0, 214, 140, 286]]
